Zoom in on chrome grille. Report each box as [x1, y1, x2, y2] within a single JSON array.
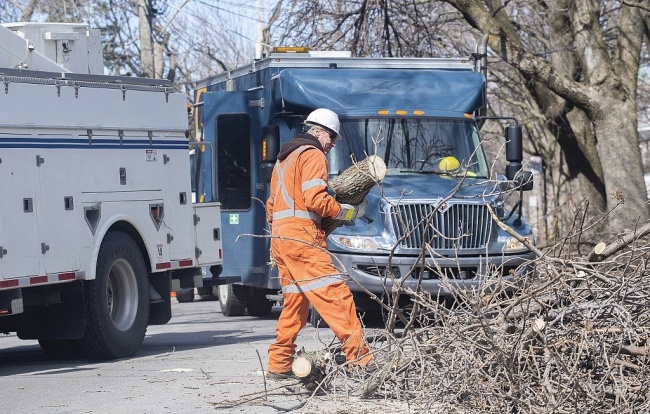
[[390, 202, 493, 250]]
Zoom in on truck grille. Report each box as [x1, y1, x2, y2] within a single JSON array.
[[389, 202, 493, 250]]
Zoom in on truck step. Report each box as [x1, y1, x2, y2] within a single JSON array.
[[201, 276, 242, 287]]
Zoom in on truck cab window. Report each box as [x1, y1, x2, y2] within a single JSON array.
[[216, 114, 252, 210], [330, 118, 489, 178]]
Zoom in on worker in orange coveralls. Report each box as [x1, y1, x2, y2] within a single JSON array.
[[266, 108, 371, 380]]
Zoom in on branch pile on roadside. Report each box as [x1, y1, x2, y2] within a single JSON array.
[[340, 221, 650, 413]]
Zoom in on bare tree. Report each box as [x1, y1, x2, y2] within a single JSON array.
[[270, 0, 650, 235], [442, 0, 648, 231]]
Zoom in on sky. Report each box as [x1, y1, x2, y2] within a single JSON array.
[[165, 0, 277, 57]]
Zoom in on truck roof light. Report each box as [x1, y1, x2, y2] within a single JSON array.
[[272, 46, 309, 53], [377, 110, 390, 115], [396, 110, 407, 116], [413, 110, 425, 115]]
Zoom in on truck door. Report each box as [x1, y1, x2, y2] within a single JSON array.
[[200, 90, 269, 287]]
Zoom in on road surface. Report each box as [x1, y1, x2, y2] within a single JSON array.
[[0, 299, 413, 413]]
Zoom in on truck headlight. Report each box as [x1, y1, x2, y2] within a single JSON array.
[[329, 235, 382, 251], [501, 236, 532, 252]]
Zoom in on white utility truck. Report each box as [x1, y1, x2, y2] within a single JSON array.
[[0, 22, 229, 359]]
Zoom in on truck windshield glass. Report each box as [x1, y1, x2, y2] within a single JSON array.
[[329, 118, 488, 178]]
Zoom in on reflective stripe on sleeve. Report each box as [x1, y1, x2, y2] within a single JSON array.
[[273, 209, 321, 223], [302, 178, 327, 191], [282, 275, 345, 294]]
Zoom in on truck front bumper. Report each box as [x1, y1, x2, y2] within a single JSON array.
[[333, 251, 536, 296]]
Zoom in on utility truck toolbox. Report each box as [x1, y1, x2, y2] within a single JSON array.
[[0, 22, 228, 359]]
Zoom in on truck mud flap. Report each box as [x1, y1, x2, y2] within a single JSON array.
[[17, 283, 85, 340], [148, 272, 171, 325]]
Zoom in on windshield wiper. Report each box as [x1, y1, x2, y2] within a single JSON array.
[[399, 168, 445, 175]]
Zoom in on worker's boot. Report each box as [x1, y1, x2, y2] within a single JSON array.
[[266, 370, 298, 381]]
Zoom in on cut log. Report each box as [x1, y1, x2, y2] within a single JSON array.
[[586, 242, 607, 263], [587, 222, 650, 262], [322, 155, 386, 235], [291, 350, 331, 387], [292, 356, 313, 379]]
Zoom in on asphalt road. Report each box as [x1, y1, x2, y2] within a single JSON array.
[[0, 299, 412, 414], [0, 300, 308, 413]]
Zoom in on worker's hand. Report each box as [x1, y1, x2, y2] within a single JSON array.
[[336, 199, 367, 221]]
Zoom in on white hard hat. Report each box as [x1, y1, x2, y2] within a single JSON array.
[[305, 108, 341, 140]]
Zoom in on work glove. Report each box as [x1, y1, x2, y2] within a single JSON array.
[[336, 199, 368, 221]]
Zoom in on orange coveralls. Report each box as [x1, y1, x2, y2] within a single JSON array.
[[266, 144, 370, 374]]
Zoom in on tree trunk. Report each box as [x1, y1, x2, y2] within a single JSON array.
[[321, 155, 386, 235], [593, 99, 649, 229]]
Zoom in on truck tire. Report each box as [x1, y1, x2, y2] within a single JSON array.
[[218, 284, 247, 316], [247, 288, 273, 317], [79, 231, 149, 359], [175, 288, 195, 303], [38, 339, 82, 360]]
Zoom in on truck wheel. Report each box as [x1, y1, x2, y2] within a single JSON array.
[[38, 339, 82, 360], [218, 284, 247, 316], [247, 288, 273, 317], [175, 288, 195, 303], [79, 231, 149, 360]]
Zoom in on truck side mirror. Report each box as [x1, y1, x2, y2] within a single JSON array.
[[505, 124, 523, 181], [260, 124, 280, 183], [514, 170, 534, 191]]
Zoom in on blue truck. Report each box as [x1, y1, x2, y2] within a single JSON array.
[[191, 40, 535, 317]]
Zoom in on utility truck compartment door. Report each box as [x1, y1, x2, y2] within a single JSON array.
[[193, 202, 223, 266], [0, 141, 41, 279]]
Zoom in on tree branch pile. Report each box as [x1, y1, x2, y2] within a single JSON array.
[[252, 218, 643, 413], [334, 222, 650, 413]]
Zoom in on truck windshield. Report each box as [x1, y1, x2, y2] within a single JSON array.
[[329, 118, 489, 178]]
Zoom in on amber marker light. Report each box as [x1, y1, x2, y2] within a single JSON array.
[[377, 110, 390, 115], [413, 110, 425, 116], [262, 138, 268, 160], [464, 113, 473, 118], [272, 46, 309, 53], [396, 110, 407, 116]]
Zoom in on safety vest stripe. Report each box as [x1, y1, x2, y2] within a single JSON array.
[[282, 275, 344, 294], [272, 209, 321, 222], [302, 178, 326, 191], [272, 145, 323, 223]]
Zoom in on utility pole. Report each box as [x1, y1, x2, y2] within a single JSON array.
[[138, 0, 155, 78], [255, 0, 264, 59]]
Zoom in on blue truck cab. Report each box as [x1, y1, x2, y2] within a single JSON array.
[[193, 43, 535, 317]]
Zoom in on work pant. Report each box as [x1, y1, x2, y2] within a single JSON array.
[[267, 221, 370, 374]]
